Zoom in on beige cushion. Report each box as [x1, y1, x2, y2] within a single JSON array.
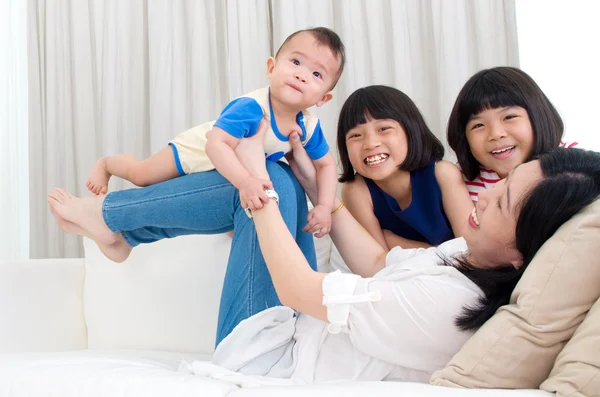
[[541, 296, 600, 397], [431, 199, 600, 389]]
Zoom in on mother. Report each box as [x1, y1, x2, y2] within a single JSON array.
[[50, 122, 600, 382]]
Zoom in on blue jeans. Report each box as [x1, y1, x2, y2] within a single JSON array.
[[101, 161, 317, 346]]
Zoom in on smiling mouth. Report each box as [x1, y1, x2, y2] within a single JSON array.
[[364, 154, 389, 166], [490, 146, 516, 159], [469, 207, 480, 229]]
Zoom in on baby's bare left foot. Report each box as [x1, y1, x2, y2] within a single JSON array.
[[86, 157, 111, 195]]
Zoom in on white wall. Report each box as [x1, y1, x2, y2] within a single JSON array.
[[516, 0, 600, 150]]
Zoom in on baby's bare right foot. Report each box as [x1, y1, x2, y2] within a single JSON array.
[[87, 157, 111, 195]]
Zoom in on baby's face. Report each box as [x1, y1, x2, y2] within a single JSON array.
[[267, 32, 340, 110]]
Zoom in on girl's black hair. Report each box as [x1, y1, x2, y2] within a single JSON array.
[[447, 67, 564, 181], [337, 85, 444, 182], [448, 148, 600, 331]]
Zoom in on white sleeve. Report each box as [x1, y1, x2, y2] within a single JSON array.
[[321, 269, 479, 370], [385, 246, 431, 265]]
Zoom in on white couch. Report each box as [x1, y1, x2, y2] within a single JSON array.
[[0, 234, 553, 397]]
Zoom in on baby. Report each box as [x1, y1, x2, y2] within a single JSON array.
[[86, 27, 345, 236]]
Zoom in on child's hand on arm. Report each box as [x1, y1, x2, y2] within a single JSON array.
[[304, 204, 332, 238], [206, 123, 273, 211], [306, 151, 337, 237], [238, 177, 273, 211]]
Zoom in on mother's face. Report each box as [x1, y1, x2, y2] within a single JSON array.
[[465, 160, 543, 270]]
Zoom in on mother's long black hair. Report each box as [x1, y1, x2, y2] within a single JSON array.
[[450, 148, 600, 331]]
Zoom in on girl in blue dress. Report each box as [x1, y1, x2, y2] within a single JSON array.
[[337, 85, 473, 249]]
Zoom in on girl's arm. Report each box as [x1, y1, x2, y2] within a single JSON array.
[[341, 178, 389, 250], [435, 160, 475, 238], [382, 230, 431, 249], [342, 177, 432, 250]]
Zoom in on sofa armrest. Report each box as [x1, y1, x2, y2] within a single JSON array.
[[0, 258, 87, 352]]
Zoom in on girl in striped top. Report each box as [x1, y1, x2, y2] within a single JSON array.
[[447, 67, 578, 201]]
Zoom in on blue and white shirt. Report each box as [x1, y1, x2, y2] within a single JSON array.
[[169, 87, 329, 175]]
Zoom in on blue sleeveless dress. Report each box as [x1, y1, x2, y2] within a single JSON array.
[[364, 161, 453, 245]]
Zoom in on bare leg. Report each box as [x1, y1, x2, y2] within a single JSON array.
[[86, 147, 180, 195], [49, 201, 132, 262]]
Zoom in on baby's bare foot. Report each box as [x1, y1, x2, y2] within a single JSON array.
[[87, 157, 111, 195], [48, 188, 118, 245]]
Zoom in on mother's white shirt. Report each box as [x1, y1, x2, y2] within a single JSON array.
[[192, 238, 482, 385]]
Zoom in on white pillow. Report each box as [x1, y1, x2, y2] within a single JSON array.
[[84, 235, 230, 355]]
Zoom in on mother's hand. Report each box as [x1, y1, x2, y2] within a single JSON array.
[[235, 118, 270, 181], [288, 132, 319, 204]]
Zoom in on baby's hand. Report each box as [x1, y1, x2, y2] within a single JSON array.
[[239, 176, 273, 211], [303, 204, 332, 238]]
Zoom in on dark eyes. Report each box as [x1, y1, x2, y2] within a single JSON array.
[[291, 59, 322, 79], [470, 114, 518, 130]]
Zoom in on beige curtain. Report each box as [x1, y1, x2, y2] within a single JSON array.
[[27, 0, 518, 258]]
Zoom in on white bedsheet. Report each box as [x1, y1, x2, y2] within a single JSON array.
[[0, 350, 234, 397], [0, 350, 555, 397]]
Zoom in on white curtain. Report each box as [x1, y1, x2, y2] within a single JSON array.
[[27, 0, 518, 258], [271, 0, 519, 156], [0, 0, 29, 260]]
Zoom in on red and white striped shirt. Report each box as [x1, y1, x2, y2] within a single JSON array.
[[463, 141, 579, 200]]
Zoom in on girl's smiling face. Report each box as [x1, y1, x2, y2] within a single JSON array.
[[345, 117, 408, 181], [465, 106, 535, 178]]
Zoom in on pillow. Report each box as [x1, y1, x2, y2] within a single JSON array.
[[541, 296, 600, 396], [431, 199, 600, 389]]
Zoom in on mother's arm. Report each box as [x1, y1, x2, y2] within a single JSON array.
[[235, 126, 387, 322]]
